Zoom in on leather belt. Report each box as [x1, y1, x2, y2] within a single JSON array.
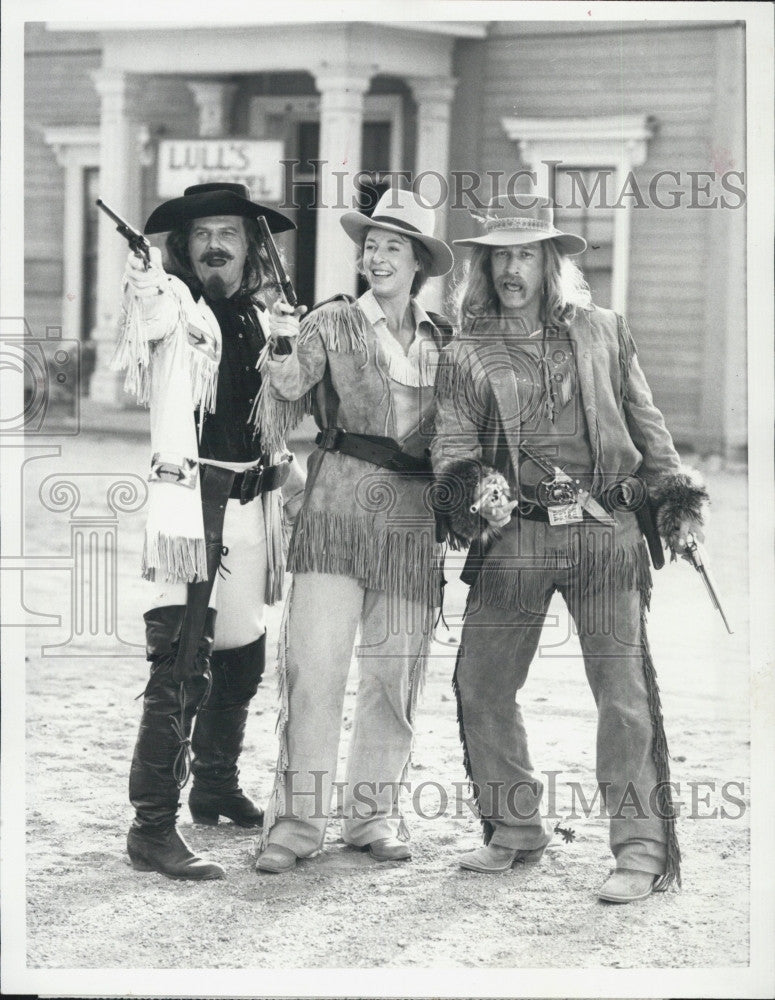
[[227, 457, 293, 504], [516, 474, 646, 523], [315, 427, 431, 475]]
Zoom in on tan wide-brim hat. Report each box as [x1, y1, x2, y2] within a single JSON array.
[[454, 194, 586, 256], [340, 188, 454, 277]]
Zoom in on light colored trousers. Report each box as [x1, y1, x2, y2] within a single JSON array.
[[143, 496, 267, 650], [456, 575, 667, 876], [267, 571, 429, 857]]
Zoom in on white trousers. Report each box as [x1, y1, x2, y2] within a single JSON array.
[[143, 497, 267, 650]]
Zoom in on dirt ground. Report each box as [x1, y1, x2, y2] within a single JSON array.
[[18, 429, 750, 973]]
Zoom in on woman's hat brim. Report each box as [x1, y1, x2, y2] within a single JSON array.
[[340, 211, 454, 277], [144, 191, 295, 235], [454, 229, 587, 256]]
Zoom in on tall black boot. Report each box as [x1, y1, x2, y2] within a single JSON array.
[[189, 633, 266, 827], [127, 606, 225, 880]]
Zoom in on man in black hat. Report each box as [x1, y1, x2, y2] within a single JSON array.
[[433, 194, 709, 903], [117, 183, 303, 880]]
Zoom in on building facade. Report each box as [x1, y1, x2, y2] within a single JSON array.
[[24, 18, 746, 455]]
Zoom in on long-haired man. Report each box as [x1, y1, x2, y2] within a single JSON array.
[[432, 194, 708, 903]]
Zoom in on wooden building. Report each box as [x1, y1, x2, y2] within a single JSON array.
[[24, 18, 746, 455]]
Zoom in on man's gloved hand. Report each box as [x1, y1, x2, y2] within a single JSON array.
[[473, 472, 517, 529], [123, 246, 165, 298], [669, 517, 706, 561]]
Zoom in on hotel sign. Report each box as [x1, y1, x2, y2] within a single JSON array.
[[157, 139, 284, 200]]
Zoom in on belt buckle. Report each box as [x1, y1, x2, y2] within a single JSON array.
[[317, 427, 343, 451], [240, 465, 264, 505], [540, 473, 584, 525]]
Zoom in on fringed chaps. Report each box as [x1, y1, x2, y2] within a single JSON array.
[[638, 593, 682, 890], [452, 561, 681, 888]]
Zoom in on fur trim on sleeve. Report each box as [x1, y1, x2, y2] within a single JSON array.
[[433, 459, 496, 548], [651, 468, 710, 540]]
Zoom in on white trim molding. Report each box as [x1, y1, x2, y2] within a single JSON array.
[[500, 115, 656, 312], [501, 114, 655, 168]]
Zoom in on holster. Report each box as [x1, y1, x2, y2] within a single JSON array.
[[460, 531, 498, 587], [172, 464, 236, 682], [229, 455, 293, 504], [634, 495, 666, 570]]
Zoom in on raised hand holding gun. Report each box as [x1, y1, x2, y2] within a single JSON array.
[[96, 198, 151, 268], [256, 215, 307, 365]]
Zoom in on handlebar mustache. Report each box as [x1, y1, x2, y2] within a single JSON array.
[[199, 251, 233, 263]]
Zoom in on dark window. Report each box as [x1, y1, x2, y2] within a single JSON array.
[[82, 167, 100, 341], [553, 166, 614, 308], [80, 167, 100, 395], [293, 121, 320, 308]]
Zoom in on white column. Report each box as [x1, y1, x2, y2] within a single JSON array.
[[314, 67, 371, 300], [187, 81, 239, 138], [408, 76, 457, 312], [42, 129, 100, 339], [89, 69, 145, 405]]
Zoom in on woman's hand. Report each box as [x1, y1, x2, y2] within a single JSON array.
[[269, 299, 308, 343]]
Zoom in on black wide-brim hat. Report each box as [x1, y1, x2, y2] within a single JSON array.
[[143, 182, 295, 235]]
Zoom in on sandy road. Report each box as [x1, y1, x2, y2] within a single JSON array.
[[17, 430, 750, 970]]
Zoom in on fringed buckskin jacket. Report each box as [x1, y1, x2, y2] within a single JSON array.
[[256, 292, 453, 613], [113, 269, 290, 603], [431, 305, 708, 609]]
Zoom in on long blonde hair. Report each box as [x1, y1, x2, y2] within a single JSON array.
[[455, 239, 591, 334]]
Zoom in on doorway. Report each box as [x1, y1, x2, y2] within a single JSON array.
[[249, 94, 402, 305]]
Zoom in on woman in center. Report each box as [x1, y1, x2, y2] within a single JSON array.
[[254, 189, 454, 873]]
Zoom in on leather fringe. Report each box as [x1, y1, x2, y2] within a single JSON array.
[[474, 537, 653, 613], [112, 293, 152, 403], [638, 594, 682, 890], [616, 314, 637, 406], [187, 342, 218, 415], [256, 585, 292, 853], [434, 348, 474, 404], [251, 374, 313, 456], [287, 509, 443, 610], [380, 342, 438, 388], [302, 298, 370, 355], [141, 531, 209, 584], [262, 489, 286, 606], [452, 639, 495, 845], [113, 281, 218, 413]]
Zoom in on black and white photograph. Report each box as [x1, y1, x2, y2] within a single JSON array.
[[1, 2, 773, 998]]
